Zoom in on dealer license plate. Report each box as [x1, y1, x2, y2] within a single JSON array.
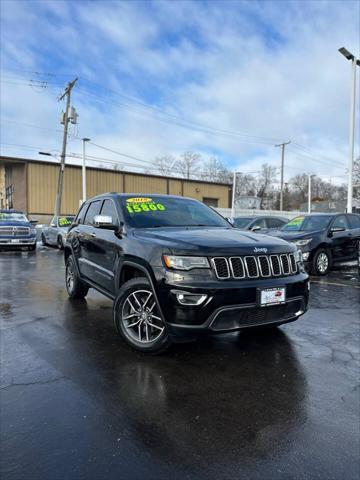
[[11, 239, 20, 243], [259, 287, 286, 306]]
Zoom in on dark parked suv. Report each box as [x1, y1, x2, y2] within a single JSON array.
[[64, 194, 309, 353], [269, 213, 360, 275]]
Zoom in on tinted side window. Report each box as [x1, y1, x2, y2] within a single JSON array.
[[252, 218, 266, 229], [348, 215, 360, 229], [332, 215, 349, 229], [267, 218, 285, 228], [84, 201, 102, 226], [100, 199, 118, 225], [75, 203, 87, 224]]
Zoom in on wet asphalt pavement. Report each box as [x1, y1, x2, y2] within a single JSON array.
[[0, 246, 359, 480]]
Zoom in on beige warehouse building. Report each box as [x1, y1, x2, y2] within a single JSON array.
[[0, 156, 232, 222]]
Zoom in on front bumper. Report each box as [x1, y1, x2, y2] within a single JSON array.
[[0, 237, 37, 248], [154, 270, 309, 338]]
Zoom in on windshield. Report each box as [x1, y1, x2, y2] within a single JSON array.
[[0, 212, 28, 222], [233, 217, 252, 228], [58, 216, 74, 227], [282, 215, 332, 232], [121, 196, 230, 229]]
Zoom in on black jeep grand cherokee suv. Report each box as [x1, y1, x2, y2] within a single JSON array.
[[64, 193, 309, 353]]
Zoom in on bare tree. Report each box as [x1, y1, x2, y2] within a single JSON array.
[[353, 157, 360, 199], [235, 173, 257, 197], [254, 164, 277, 208], [174, 151, 201, 179], [202, 157, 232, 183], [154, 155, 177, 177]]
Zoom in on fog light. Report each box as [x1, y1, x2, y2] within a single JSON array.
[[174, 291, 208, 306]]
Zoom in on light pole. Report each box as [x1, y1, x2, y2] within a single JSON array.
[[82, 138, 91, 204], [338, 47, 360, 213], [231, 171, 241, 217], [308, 174, 315, 214]]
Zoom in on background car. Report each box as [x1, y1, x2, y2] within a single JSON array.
[[268, 213, 360, 275], [41, 215, 75, 249], [232, 215, 287, 232], [0, 209, 37, 251]]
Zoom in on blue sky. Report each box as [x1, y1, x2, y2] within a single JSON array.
[[0, 0, 359, 182]]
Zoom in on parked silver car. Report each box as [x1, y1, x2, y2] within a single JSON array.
[[41, 216, 74, 249]]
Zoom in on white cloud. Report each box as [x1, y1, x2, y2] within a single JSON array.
[[0, 0, 359, 185]]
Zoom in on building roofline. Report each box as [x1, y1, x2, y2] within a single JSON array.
[[0, 155, 232, 188]]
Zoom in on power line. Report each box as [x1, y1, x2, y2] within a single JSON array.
[[288, 148, 345, 170], [77, 87, 278, 146], [79, 80, 282, 144]]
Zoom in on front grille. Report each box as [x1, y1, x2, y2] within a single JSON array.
[[212, 253, 298, 280], [229, 257, 245, 278], [244, 256, 258, 278], [0, 226, 30, 237], [270, 255, 281, 275], [211, 257, 230, 279]]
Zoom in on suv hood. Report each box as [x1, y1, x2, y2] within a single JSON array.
[[268, 229, 324, 241], [134, 227, 294, 255]]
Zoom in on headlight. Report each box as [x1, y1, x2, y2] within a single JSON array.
[[31, 228, 36, 235], [163, 255, 210, 271], [293, 238, 312, 247], [294, 249, 303, 263]]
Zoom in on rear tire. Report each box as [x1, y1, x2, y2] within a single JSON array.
[[57, 236, 64, 250], [113, 278, 172, 354], [311, 248, 331, 276], [65, 255, 89, 299]]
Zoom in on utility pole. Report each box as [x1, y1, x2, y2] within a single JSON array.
[[338, 47, 359, 213], [55, 78, 78, 216], [275, 141, 291, 211], [231, 171, 241, 217], [231, 171, 237, 217]]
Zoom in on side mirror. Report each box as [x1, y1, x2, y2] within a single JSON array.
[[251, 225, 261, 232], [328, 226, 346, 236], [50, 223, 56, 227], [93, 215, 117, 230]]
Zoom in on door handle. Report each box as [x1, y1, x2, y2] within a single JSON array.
[[90, 233, 97, 238]]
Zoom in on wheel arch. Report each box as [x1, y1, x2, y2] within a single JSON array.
[[116, 259, 166, 325]]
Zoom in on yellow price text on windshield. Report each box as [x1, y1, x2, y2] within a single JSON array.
[[126, 202, 166, 213], [59, 217, 72, 226], [126, 197, 153, 204]]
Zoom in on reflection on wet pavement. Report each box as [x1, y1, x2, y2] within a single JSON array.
[[0, 248, 359, 480]]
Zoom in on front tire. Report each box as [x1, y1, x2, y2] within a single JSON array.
[[41, 233, 47, 246], [113, 278, 172, 353], [312, 248, 331, 276], [65, 255, 89, 299]]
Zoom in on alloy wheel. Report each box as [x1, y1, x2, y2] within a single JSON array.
[[121, 289, 164, 344], [317, 252, 329, 273], [66, 262, 74, 292]]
